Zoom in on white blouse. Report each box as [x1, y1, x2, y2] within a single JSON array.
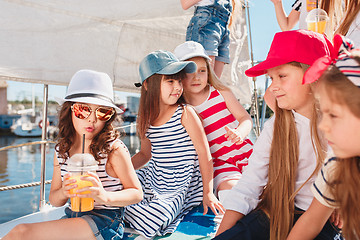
[[224, 111, 318, 214]]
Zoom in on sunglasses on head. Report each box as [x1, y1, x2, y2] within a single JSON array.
[[71, 103, 115, 121]]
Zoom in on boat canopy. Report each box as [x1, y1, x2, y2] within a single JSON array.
[[0, 0, 253, 104]]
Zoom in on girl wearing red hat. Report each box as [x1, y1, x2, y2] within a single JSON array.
[[214, 30, 342, 240], [288, 35, 360, 240]]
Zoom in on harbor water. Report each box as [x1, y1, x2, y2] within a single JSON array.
[[0, 134, 140, 224]]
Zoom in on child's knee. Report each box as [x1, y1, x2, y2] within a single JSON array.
[[5, 224, 32, 240]]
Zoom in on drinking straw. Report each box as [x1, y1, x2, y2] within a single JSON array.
[[81, 134, 85, 174], [80, 134, 85, 211], [82, 134, 85, 154], [316, 0, 318, 8]]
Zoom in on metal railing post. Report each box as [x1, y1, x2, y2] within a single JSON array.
[[260, 76, 270, 131], [245, 0, 260, 137], [39, 84, 49, 209]]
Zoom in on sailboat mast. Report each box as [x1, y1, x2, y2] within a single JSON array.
[[32, 84, 35, 117], [245, 0, 261, 137]]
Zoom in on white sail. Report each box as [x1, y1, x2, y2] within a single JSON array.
[[0, 0, 253, 104]]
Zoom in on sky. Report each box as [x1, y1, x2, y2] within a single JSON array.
[[6, 0, 294, 103]]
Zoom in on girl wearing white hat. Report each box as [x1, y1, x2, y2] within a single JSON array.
[[4, 69, 143, 240], [174, 41, 253, 208]]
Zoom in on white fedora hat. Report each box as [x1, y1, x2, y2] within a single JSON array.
[[57, 69, 122, 113]]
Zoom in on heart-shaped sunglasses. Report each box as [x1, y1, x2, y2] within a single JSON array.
[[71, 103, 115, 122]]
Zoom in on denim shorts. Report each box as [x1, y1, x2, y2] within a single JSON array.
[[62, 207, 125, 240], [186, 5, 231, 64]]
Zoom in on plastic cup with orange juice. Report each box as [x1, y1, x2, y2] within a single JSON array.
[[66, 153, 98, 212], [306, 8, 329, 34]]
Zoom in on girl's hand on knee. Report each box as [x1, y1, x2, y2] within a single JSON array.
[[203, 192, 225, 216], [224, 126, 244, 145]]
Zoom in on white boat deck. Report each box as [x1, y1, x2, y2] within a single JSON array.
[[0, 204, 215, 239], [0, 205, 67, 237]]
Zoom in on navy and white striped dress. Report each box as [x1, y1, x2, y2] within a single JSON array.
[[124, 106, 203, 238]]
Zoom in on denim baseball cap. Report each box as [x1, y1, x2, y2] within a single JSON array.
[[174, 41, 211, 61], [137, 50, 197, 86], [245, 30, 333, 77]]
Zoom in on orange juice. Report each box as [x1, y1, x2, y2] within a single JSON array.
[[307, 20, 327, 34], [306, 0, 317, 12], [69, 175, 94, 212]]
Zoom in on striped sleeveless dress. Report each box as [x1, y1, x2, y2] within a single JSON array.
[[57, 139, 124, 210], [124, 105, 203, 238], [193, 86, 253, 191]]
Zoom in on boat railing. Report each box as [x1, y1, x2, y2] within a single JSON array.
[[0, 123, 136, 194]]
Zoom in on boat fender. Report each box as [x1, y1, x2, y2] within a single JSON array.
[[38, 120, 50, 129]]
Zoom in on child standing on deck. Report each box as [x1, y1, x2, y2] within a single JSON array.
[[124, 50, 224, 239], [174, 41, 253, 203], [181, 0, 234, 78], [287, 35, 360, 240], [3, 69, 143, 240], [270, 0, 343, 34], [214, 30, 342, 240]]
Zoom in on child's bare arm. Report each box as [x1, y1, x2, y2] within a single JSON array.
[[83, 142, 143, 207], [271, 0, 300, 31], [182, 105, 225, 215], [221, 89, 252, 143], [216, 210, 244, 236], [131, 137, 152, 170], [49, 153, 76, 207], [180, 0, 202, 10], [287, 198, 333, 240]]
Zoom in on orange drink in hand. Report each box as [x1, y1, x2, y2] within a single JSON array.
[[69, 174, 94, 212], [66, 153, 98, 212]]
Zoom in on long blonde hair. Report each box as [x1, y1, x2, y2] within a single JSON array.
[[336, 0, 360, 36], [319, 56, 360, 239], [205, 58, 229, 91], [257, 62, 326, 240], [137, 71, 186, 138], [320, 0, 344, 38]]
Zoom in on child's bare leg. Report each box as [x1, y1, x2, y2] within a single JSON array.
[[209, 56, 225, 79], [3, 218, 96, 240], [213, 179, 238, 229], [217, 179, 238, 191]]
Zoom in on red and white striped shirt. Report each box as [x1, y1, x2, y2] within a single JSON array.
[[193, 86, 253, 187]]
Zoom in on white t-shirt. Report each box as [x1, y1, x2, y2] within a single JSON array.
[[292, 0, 308, 30], [346, 11, 360, 47], [224, 111, 318, 214]]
